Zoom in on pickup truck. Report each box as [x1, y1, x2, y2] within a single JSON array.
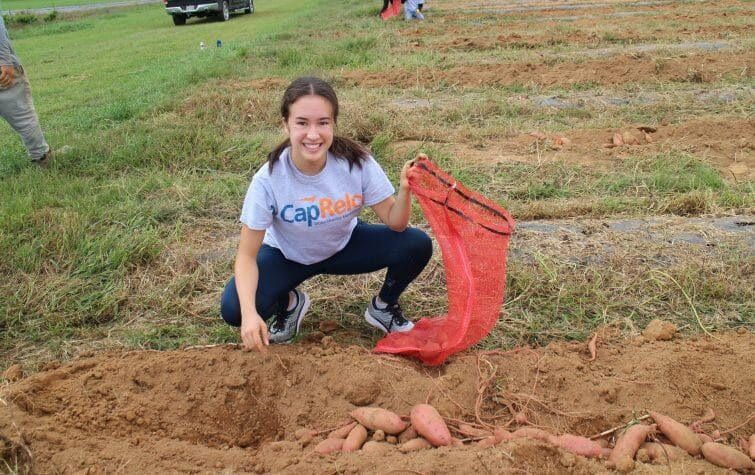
[[163, 0, 253, 26]]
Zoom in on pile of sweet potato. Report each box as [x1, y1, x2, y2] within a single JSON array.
[[297, 405, 754, 473], [301, 405, 456, 455]]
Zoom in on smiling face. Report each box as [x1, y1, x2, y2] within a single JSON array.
[[284, 94, 335, 175]]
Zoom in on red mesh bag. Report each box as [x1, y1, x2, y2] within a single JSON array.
[[374, 155, 515, 365], [380, 0, 402, 20]]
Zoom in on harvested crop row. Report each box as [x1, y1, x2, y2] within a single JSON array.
[[300, 405, 754, 473]]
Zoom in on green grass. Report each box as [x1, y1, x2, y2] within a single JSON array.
[[0, 0, 752, 369], [1, 0, 133, 10]]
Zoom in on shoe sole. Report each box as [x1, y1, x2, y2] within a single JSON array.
[[364, 309, 414, 334]]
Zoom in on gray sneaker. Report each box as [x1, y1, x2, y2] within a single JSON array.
[[268, 289, 310, 344], [364, 297, 414, 333]]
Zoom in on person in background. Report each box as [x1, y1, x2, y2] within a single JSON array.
[[220, 77, 433, 352], [404, 0, 424, 20], [380, 0, 390, 15], [0, 14, 51, 165]]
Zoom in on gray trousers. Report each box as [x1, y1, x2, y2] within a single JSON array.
[[0, 67, 49, 160]]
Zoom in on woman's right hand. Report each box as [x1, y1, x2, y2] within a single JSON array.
[[240, 311, 269, 352]]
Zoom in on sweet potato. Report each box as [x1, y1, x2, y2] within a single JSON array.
[[328, 421, 358, 439], [587, 333, 598, 362], [607, 423, 656, 469], [361, 441, 393, 455], [549, 434, 603, 458], [690, 408, 715, 432], [314, 438, 344, 454], [698, 433, 713, 444], [493, 428, 513, 444], [295, 428, 317, 446], [514, 412, 529, 425], [451, 437, 465, 447], [398, 425, 418, 444], [636, 442, 686, 464], [457, 423, 491, 438], [701, 442, 754, 470], [350, 407, 406, 435], [410, 404, 452, 447], [612, 133, 624, 146], [624, 131, 639, 145], [649, 411, 702, 456], [512, 427, 552, 442], [342, 424, 368, 453], [750, 434, 755, 460], [399, 437, 432, 452], [477, 436, 497, 448]]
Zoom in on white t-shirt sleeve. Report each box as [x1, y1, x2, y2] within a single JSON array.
[[240, 173, 275, 230], [361, 156, 396, 206]]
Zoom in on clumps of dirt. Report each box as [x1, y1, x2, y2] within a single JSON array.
[[642, 319, 678, 341], [426, 117, 754, 180], [604, 127, 656, 148], [2, 364, 23, 382], [1, 331, 753, 473]]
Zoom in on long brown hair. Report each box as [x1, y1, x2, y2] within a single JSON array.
[[268, 77, 369, 171]]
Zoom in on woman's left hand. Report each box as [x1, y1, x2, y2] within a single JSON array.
[[399, 159, 415, 189]]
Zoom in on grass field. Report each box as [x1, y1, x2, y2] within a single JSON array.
[[1, 0, 146, 11], [0, 0, 752, 369]]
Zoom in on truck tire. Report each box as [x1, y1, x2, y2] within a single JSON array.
[[172, 14, 187, 25], [219, 0, 230, 21], [244, 0, 253, 14]]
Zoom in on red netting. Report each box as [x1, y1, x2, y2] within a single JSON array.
[[374, 156, 515, 366], [380, 0, 402, 20]]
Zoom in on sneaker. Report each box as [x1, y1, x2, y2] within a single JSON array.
[[268, 289, 310, 344], [364, 297, 414, 333]]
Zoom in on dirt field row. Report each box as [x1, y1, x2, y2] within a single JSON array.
[[1, 330, 752, 473]]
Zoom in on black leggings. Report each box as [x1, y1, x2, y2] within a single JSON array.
[[220, 221, 433, 326]]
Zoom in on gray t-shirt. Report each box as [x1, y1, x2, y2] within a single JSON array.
[[241, 147, 395, 265]]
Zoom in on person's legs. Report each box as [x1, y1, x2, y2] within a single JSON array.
[[317, 221, 433, 305], [380, 0, 389, 13], [0, 69, 49, 161], [220, 244, 315, 327]]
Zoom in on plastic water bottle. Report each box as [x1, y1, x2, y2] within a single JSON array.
[[216, 39, 222, 48], [199, 41, 206, 50]]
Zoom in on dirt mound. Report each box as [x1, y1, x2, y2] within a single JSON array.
[[1, 331, 752, 473], [342, 51, 752, 90], [429, 118, 755, 180]]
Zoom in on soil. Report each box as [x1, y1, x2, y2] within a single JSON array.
[[3, 0, 752, 473], [341, 51, 753, 90], [418, 118, 755, 180], [1, 330, 753, 473]]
